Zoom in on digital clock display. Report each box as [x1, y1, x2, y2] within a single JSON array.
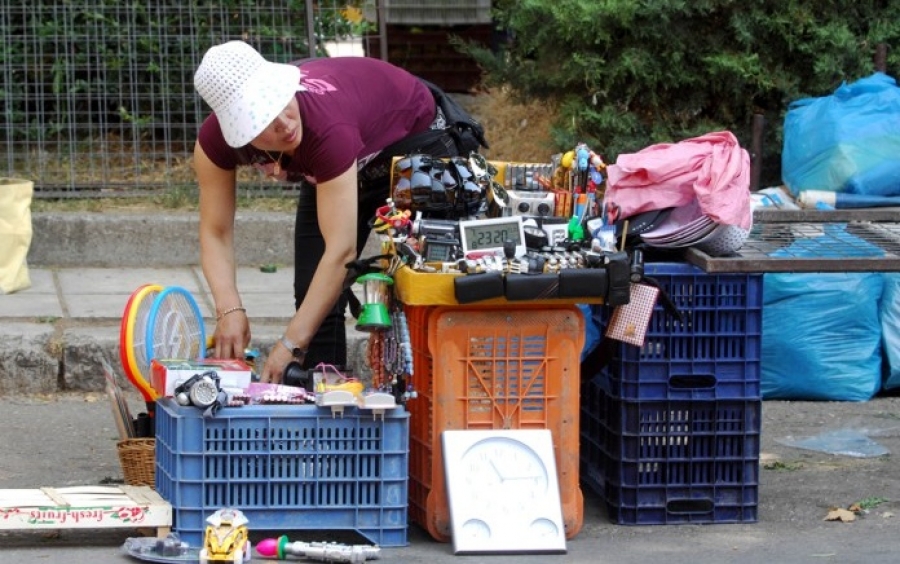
[[424, 239, 458, 262], [463, 224, 521, 250], [458, 217, 526, 258]]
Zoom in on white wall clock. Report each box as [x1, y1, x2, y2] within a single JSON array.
[[441, 429, 567, 554]]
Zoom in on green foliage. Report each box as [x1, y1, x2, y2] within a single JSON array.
[[762, 460, 804, 472], [154, 184, 199, 209], [462, 0, 900, 185], [313, 2, 376, 41], [0, 1, 315, 146], [855, 496, 888, 510]]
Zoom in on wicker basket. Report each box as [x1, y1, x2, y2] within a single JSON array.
[[117, 438, 156, 488]]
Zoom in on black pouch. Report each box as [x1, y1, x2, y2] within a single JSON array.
[[420, 78, 490, 153], [454, 272, 504, 304], [605, 252, 631, 306], [558, 269, 608, 299], [505, 273, 560, 300], [361, 78, 490, 188]]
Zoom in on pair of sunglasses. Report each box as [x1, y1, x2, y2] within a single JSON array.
[[468, 152, 498, 182], [396, 170, 453, 205], [395, 154, 434, 174]]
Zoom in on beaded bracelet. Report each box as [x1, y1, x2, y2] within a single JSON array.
[[216, 306, 246, 321]]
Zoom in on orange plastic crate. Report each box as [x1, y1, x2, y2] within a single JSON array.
[[405, 304, 585, 542]]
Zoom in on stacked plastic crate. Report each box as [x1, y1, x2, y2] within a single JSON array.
[[580, 262, 763, 525], [155, 399, 410, 547], [405, 304, 585, 541]]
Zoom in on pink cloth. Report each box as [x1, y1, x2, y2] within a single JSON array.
[[605, 131, 752, 229]]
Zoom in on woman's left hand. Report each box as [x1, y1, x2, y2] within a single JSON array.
[[261, 342, 294, 384]]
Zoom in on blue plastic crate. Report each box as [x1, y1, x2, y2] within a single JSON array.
[[598, 262, 762, 401], [155, 399, 410, 547], [580, 376, 760, 525]]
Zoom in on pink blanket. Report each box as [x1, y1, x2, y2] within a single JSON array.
[[605, 131, 752, 229]]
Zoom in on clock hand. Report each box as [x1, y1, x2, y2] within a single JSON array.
[[490, 460, 542, 482], [489, 459, 506, 481]]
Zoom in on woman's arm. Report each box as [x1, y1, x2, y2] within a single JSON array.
[[261, 163, 360, 382], [195, 140, 251, 359]]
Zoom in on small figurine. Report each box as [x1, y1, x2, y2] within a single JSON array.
[[256, 535, 381, 563], [372, 199, 411, 237], [200, 508, 251, 563]]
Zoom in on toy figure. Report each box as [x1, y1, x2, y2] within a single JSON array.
[[200, 508, 251, 563]]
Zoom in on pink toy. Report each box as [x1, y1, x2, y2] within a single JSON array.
[[256, 535, 380, 562]]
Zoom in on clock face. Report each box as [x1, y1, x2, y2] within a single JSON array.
[[460, 518, 491, 540], [458, 217, 526, 258], [442, 429, 566, 554], [530, 517, 561, 537], [459, 436, 550, 514], [462, 223, 522, 250]]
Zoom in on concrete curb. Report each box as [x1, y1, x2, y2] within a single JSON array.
[[5, 211, 376, 395], [1, 317, 373, 396], [30, 210, 296, 267]]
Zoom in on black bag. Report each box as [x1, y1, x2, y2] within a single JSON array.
[[379, 78, 489, 158], [358, 79, 490, 185], [419, 78, 490, 153]]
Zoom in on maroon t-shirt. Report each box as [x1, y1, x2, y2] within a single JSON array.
[[197, 56, 435, 186]]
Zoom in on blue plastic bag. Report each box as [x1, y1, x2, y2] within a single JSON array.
[[762, 225, 884, 401], [578, 303, 602, 362], [881, 273, 900, 390], [762, 272, 883, 401], [782, 72, 900, 196]]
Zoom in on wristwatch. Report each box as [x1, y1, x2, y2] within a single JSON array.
[[279, 335, 307, 361]]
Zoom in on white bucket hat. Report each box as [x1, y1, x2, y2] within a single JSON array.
[[194, 40, 303, 147]]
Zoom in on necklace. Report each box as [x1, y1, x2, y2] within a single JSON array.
[[264, 150, 284, 176]]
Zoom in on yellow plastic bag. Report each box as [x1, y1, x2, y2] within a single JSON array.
[[0, 178, 33, 294]]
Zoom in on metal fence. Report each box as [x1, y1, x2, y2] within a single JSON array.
[[0, 0, 387, 198]]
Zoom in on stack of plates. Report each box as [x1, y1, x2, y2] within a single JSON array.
[[637, 198, 749, 256]]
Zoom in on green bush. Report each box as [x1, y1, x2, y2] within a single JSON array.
[[461, 0, 900, 186], [0, 0, 314, 146]]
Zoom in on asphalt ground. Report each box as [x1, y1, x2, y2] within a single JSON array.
[[2, 212, 899, 562], [0, 391, 898, 563]]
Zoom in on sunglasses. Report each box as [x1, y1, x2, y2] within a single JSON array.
[[458, 180, 483, 203], [468, 152, 497, 182], [488, 180, 509, 206], [450, 157, 474, 179], [395, 154, 434, 174], [403, 171, 450, 205], [393, 172, 431, 206]]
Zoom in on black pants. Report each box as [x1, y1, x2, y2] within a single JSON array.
[[292, 132, 463, 370]]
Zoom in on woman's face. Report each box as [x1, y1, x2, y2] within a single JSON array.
[[250, 96, 302, 153]]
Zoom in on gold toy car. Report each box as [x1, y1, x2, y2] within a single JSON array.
[[199, 508, 251, 563]]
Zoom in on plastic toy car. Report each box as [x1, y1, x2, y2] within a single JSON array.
[[199, 508, 251, 563]]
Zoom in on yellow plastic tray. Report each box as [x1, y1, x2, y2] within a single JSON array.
[[393, 266, 605, 306]]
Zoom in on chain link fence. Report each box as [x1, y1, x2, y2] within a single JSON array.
[[0, 0, 385, 198]]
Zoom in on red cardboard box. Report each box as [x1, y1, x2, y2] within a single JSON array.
[[151, 358, 253, 397]]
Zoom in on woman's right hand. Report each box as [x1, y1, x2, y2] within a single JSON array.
[[195, 140, 249, 360], [213, 309, 251, 359]]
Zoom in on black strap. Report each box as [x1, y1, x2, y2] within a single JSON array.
[[343, 254, 395, 320], [640, 276, 685, 323], [346, 289, 363, 320], [579, 274, 684, 383]]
